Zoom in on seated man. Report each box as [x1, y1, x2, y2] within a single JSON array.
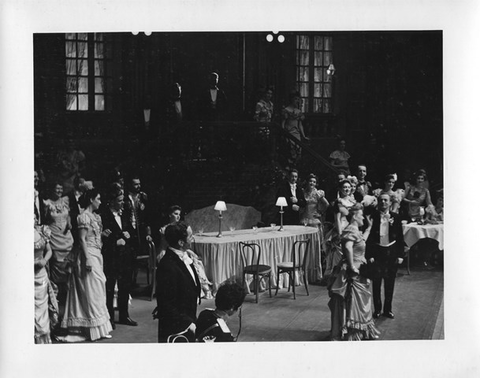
[[195, 281, 246, 342]]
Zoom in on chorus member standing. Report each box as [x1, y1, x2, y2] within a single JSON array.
[[43, 182, 74, 310], [34, 170, 46, 225], [329, 138, 351, 175], [154, 222, 201, 342], [281, 91, 309, 165], [101, 186, 138, 328], [34, 223, 58, 344], [324, 180, 356, 278], [276, 169, 306, 225], [254, 87, 274, 138], [67, 175, 91, 243], [60, 189, 112, 341], [328, 204, 379, 341], [125, 176, 152, 259], [200, 72, 228, 123], [374, 174, 401, 213], [366, 193, 404, 319], [356, 165, 371, 199], [403, 170, 432, 221]]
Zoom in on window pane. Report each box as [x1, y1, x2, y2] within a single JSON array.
[[65, 33, 76, 40], [78, 95, 88, 110], [95, 78, 104, 93], [323, 99, 331, 113], [94, 60, 104, 76], [297, 50, 309, 66], [94, 43, 104, 59], [66, 59, 76, 75], [323, 83, 332, 98], [325, 72, 333, 82], [297, 35, 309, 49], [324, 37, 332, 51], [298, 67, 309, 82], [77, 42, 88, 58], [314, 36, 324, 50], [314, 68, 323, 82], [95, 95, 105, 111], [299, 83, 308, 97], [77, 33, 88, 41], [314, 83, 322, 97], [94, 33, 104, 42], [66, 42, 76, 57], [78, 59, 88, 75], [66, 77, 77, 92], [66, 95, 77, 110], [78, 77, 88, 93], [313, 99, 322, 113], [302, 99, 308, 113], [314, 52, 323, 66], [324, 52, 332, 65]]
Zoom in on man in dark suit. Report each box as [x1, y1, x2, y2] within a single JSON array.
[[154, 222, 200, 342], [199, 72, 228, 123], [366, 193, 404, 319], [101, 186, 138, 328], [276, 169, 306, 225], [34, 170, 46, 225]]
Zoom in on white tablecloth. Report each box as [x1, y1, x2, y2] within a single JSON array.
[[402, 222, 444, 250], [192, 225, 322, 292]]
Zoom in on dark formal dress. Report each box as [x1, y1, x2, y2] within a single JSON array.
[[101, 208, 135, 321], [155, 248, 201, 342], [276, 181, 307, 225], [195, 309, 235, 342], [366, 210, 405, 315]]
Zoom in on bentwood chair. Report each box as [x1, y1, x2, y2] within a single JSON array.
[[275, 239, 311, 299], [134, 240, 157, 300], [239, 242, 272, 303]]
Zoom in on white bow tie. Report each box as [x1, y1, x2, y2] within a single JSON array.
[[179, 252, 193, 266]]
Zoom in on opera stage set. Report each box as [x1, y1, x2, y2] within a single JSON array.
[[34, 31, 443, 221]]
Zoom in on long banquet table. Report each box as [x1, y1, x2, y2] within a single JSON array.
[[192, 225, 322, 292]]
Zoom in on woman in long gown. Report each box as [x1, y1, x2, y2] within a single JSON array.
[[43, 183, 74, 306], [301, 174, 329, 275], [324, 179, 356, 277], [34, 223, 58, 344], [281, 91, 309, 165], [403, 170, 432, 220], [60, 189, 112, 342], [328, 203, 380, 341]]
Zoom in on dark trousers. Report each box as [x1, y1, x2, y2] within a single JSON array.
[[106, 266, 133, 321], [372, 274, 396, 313]]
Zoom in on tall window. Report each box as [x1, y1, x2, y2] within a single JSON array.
[[65, 33, 111, 111], [296, 35, 333, 114]]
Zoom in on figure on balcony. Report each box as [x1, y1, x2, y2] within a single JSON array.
[[329, 137, 351, 175], [281, 90, 309, 165], [254, 87, 274, 138]]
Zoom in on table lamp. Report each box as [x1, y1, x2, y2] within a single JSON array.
[[214, 201, 227, 237], [276, 197, 288, 231]]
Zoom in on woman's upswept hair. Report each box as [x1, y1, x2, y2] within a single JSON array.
[[346, 203, 363, 222]]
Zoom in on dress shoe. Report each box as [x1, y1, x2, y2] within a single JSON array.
[[118, 317, 138, 326], [110, 319, 116, 330], [373, 311, 381, 319], [383, 311, 395, 319]]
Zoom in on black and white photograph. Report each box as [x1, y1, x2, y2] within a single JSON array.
[[1, 0, 479, 377]]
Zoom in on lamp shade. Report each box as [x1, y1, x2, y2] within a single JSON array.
[[214, 201, 227, 212], [276, 197, 288, 207]]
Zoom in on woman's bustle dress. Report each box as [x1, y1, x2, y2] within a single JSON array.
[[61, 211, 112, 341], [34, 225, 58, 344], [44, 197, 74, 286], [328, 224, 380, 341]]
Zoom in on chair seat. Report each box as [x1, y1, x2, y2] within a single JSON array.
[[277, 262, 302, 269], [244, 264, 272, 275]]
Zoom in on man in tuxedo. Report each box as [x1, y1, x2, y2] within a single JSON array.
[[356, 165, 372, 199], [101, 186, 138, 328], [154, 222, 200, 342], [276, 169, 306, 225], [199, 71, 228, 123], [34, 170, 46, 225], [366, 193, 404, 319]]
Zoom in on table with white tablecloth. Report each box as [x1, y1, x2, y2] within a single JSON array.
[[402, 222, 444, 250], [192, 225, 322, 292]]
